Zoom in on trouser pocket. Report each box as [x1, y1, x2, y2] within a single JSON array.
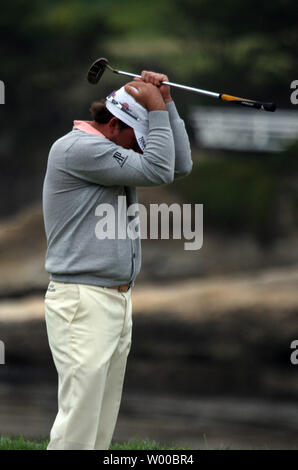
[[44, 282, 81, 372], [45, 282, 80, 323]]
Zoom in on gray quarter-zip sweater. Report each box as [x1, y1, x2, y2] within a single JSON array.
[[42, 101, 193, 287]]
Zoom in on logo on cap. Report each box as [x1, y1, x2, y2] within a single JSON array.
[[138, 136, 146, 151]]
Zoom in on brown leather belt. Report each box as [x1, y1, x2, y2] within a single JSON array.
[[106, 284, 130, 292]]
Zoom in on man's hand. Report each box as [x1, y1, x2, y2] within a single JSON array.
[[124, 81, 166, 112], [134, 71, 172, 104]]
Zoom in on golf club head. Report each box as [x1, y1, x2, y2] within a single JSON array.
[[87, 58, 109, 84]]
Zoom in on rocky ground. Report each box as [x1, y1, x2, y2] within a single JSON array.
[[0, 202, 297, 390], [0, 202, 298, 398], [0, 264, 298, 399]]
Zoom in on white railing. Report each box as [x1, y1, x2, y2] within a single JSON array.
[[190, 107, 298, 152]]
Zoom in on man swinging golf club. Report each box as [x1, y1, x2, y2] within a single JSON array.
[[42, 70, 193, 450]]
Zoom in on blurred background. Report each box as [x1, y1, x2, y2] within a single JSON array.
[[0, 0, 298, 450]]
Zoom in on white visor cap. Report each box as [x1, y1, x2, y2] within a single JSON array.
[[106, 86, 149, 152]]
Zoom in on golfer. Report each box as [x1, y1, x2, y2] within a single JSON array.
[[42, 71, 193, 450]]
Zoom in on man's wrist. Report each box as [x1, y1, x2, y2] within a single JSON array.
[[147, 102, 166, 111], [164, 97, 173, 104]]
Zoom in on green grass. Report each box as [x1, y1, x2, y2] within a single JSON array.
[[0, 435, 192, 451], [0, 436, 48, 450]]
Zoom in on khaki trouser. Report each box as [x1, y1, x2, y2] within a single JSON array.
[[44, 280, 132, 450]]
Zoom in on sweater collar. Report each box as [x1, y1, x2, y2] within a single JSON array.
[[73, 120, 105, 137]]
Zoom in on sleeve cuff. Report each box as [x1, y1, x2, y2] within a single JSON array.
[[166, 100, 181, 120]]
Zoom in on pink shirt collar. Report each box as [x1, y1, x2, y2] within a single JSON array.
[[73, 120, 105, 138]]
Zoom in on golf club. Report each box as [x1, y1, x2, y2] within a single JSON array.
[[87, 57, 276, 112]]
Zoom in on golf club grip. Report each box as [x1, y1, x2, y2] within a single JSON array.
[[220, 93, 276, 112]]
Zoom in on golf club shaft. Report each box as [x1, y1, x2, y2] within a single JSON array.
[[113, 69, 275, 111], [114, 70, 219, 98]]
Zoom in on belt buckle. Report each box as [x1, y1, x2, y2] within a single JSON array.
[[118, 285, 129, 292]]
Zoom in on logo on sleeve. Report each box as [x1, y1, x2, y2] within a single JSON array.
[[113, 151, 128, 167]]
